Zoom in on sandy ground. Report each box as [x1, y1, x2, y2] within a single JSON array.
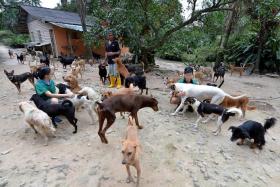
[[0, 51, 280, 187]]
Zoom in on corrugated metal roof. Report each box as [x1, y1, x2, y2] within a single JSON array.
[[49, 22, 84, 32], [21, 5, 95, 26]]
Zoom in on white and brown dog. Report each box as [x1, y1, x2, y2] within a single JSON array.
[[184, 97, 242, 135], [19, 102, 56, 146], [170, 83, 247, 117]]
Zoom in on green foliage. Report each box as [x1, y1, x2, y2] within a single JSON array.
[[0, 30, 30, 47], [55, 0, 77, 12]]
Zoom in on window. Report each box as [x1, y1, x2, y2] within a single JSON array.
[[37, 30, 42, 43], [30, 32, 35, 42]]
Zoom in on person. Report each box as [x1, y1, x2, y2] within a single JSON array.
[[105, 31, 121, 88], [170, 66, 199, 105], [35, 67, 73, 104]]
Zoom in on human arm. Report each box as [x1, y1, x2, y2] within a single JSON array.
[[45, 91, 73, 98]]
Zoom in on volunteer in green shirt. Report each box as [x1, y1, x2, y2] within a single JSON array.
[[35, 67, 73, 104], [170, 66, 198, 105]]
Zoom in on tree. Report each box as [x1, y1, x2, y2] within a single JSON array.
[[87, 0, 236, 69]]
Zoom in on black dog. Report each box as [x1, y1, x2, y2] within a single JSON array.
[[58, 56, 76, 69], [4, 70, 34, 93], [30, 94, 78, 133], [16, 53, 24, 64], [213, 64, 225, 82], [125, 64, 144, 76], [40, 54, 50, 66], [229, 118, 277, 150], [125, 75, 148, 95], [98, 64, 107, 84]]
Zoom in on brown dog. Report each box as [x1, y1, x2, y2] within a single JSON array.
[[96, 95, 158, 144], [72, 59, 85, 71], [63, 74, 81, 93], [230, 64, 244, 76], [220, 95, 256, 117], [122, 116, 141, 185], [193, 71, 204, 84], [114, 57, 130, 78]]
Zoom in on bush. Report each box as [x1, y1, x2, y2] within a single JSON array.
[[0, 30, 30, 47]]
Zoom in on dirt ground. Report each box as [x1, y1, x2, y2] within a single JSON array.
[[0, 52, 280, 187]]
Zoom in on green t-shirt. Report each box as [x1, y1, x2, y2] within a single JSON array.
[[35, 79, 56, 100], [177, 78, 199, 84]]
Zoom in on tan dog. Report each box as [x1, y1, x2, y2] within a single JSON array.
[[122, 116, 141, 185], [164, 71, 183, 86], [113, 57, 130, 78], [230, 64, 244, 76], [63, 74, 81, 93], [72, 59, 86, 71], [19, 102, 56, 146], [71, 65, 82, 79], [193, 71, 205, 84]]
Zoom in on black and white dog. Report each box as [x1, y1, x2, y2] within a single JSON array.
[[184, 97, 242, 135], [125, 75, 148, 95]]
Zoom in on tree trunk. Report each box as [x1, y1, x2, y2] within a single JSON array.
[[139, 50, 155, 71], [76, 0, 93, 60], [255, 20, 268, 73], [220, 1, 238, 49]]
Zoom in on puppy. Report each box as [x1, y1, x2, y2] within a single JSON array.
[[230, 64, 244, 76], [185, 97, 242, 135], [4, 70, 34, 93], [98, 62, 107, 85], [71, 65, 82, 79], [30, 94, 78, 133], [229, 118, 276, 150], [63, 74, 81, 93], [125, 75, 148, 95], [122, 116, 141, 185], [19, 102, 56, 146]]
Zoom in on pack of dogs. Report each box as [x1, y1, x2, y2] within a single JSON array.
[[4, 53, 277, 186]]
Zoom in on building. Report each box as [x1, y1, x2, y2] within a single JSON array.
[[17, 5, 105, 57]]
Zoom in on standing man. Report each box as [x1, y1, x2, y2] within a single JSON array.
[[105, 31, 121, 88]]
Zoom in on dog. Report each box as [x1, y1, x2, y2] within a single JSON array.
[[125, 75, 148, 95], [63, 74, 81, 93], [58, 56, 75, 69], [16, 53, 24, 64], [78, 87, 100, 101], [30, 94, 78, 133], [98, 62, 107, 85], [96, 95, 158, 143], [193, 71, 205, 84], [122, 116, 141, 185], [230, 64, 244, 76], [163, 71, 183, 87], [71, 65, 82, 79], [72, 59, 85, 71], [213, 64, 225, 82], [114, 57, 130, 78], [194, 65, 213, 79], [229, 118, 277, 150], [19, 101, 56, 146], [4, 70, 34, 93], [169, 83, 248, 117], [184, 97, 242, 135]]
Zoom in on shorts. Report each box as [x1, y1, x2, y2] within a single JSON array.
[[108, 63, 118, 76]]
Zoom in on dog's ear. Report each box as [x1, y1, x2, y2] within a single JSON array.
[[228, 126, 236, 132]]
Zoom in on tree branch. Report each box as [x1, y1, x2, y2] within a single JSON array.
[[146, 0, 236, 50]]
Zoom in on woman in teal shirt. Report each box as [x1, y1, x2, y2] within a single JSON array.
[[35, 67, 73, 104]]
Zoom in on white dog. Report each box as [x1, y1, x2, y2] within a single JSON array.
[[19, 102, 56, 146], [170, 83, 246, 118], [78, 87, 100, 101]]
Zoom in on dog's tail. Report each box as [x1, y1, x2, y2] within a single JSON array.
[[226, 107, 243, 118], [62, 100, 73, 108], [218, 79, 224, 88], [264, 117, 277, 132]]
